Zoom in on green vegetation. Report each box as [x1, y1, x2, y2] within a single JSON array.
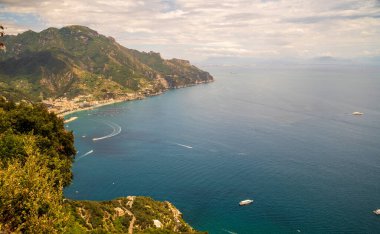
[[131, 197, 200, 233], [0, 98, 75, 185], [0, 97, 73, 232], [66, 197, 206, 234], [0, 144, 67, 233], [0, 25, 213, 102], [0, 99, 206, 233]]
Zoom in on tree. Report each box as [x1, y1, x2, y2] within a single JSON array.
[[0, 99, 76, 186], [0, 24, 5, 52], [0, 137, 68, 233]]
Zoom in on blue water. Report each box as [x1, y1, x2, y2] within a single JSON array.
[[65, 65, 380, 233]]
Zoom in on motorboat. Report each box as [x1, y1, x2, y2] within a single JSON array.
[[239, 199, 254, 206]]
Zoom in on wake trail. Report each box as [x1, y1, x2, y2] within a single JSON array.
[[92, 121, 122, 141], [76, 150, 94, 160], [175, 143, 193, 149], [222, 229, 238, 234]]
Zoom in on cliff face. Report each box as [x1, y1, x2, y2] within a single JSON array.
[[0, 25, 213, 101]]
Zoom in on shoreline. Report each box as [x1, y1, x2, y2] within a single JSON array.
[[58, 98, 128, 117], [57, 80, 214, 118], [64, 116, 78, 123]]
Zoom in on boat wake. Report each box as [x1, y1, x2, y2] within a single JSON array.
[[76, 150, 94, 160], [222, 229, 238, 234], [175, 143, 193, 149], [92, 121, 122, 141]]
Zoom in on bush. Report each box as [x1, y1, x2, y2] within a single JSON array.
[[0, 139, 67, 233]]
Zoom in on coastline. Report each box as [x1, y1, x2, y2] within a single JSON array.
[[64, 116, 78, 123], [57, 80, 214, 118], [58, 98, 127, 117]]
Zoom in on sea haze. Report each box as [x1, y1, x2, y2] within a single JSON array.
[[65, 65, 380, 233]]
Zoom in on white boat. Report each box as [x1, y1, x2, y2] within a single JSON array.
[[352, 112, 364, 116], [239, 199, 254, 206], [373, 209, 380, 215]]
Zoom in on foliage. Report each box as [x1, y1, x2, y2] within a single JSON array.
[[131, 197, 173, 229], [66, 197, 206, 234], [0, 140, 67, 233], [65, 199, 132, 233], [0, 98, 75, 185]]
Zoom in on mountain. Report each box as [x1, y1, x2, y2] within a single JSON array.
[[0, 25, 213, 102]]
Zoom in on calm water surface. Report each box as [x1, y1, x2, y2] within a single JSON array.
[[65, 65, 380, 233]]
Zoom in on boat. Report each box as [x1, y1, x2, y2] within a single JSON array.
[[373, 209, 380, 215], [352, 112, 364, 116], [239, 199, 254, 206]]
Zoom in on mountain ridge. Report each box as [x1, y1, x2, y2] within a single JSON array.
[[0, 25, 213, 103]]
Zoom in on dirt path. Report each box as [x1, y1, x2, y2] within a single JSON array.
[[126, 196, 136, 234]]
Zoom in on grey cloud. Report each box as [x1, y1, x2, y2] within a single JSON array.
[[286, 14, 380, 24], [161, 0, 178, 12], [331, 1, 364, 11], [0, 0, 37, 4], [224, 12, 263, 21]]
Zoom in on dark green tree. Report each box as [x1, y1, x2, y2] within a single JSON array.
[[0, 98, 75, 185]]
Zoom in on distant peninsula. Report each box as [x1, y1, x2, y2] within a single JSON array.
[[0, 25, 213, 114]]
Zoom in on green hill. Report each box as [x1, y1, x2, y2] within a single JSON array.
[[0, 25, 213, 102]]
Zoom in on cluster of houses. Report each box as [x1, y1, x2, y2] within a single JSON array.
[[42, 95, 100, 114]]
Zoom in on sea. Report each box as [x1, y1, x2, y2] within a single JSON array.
[[64, 64, 380, 233]]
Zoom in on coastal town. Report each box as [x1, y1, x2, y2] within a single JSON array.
[[42, 93, 144, 116], [41, 79, 212, 116]]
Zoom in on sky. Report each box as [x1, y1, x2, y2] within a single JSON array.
[[0, 0, 380, 62]]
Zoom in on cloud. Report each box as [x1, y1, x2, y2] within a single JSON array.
[[0, 0, 379, 61], [194, 46, 253, 57], [156, 9, 186, 19]]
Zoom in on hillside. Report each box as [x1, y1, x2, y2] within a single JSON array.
[[0, 25, 213, 103], [66, 196, 205, 233]]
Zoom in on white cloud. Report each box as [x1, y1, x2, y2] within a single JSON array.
[[156, 9, 186, 19], [0, 0, 379, 61]]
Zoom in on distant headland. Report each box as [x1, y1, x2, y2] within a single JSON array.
[[0, 25, 213, 115]]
